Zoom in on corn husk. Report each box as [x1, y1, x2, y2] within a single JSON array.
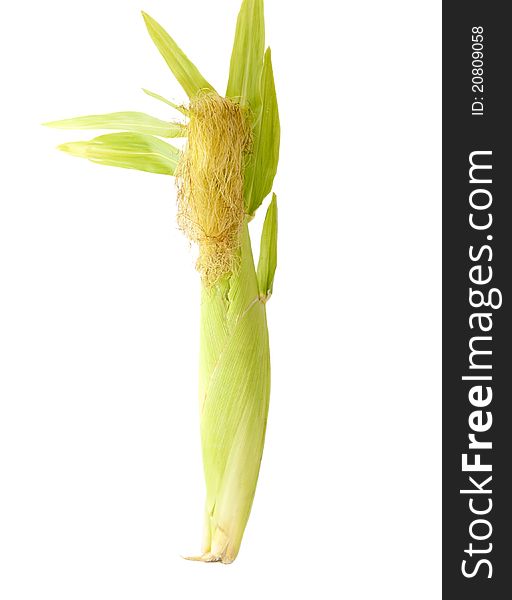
[[197, 222, 270, 562], [45, 0, 279, 563]]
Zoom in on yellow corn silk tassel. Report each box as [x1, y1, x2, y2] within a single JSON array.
[[45, 0, 279, 564]]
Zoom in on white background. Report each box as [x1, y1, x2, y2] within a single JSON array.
[[0, 1, 441, 598]]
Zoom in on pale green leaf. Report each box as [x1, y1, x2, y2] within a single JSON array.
[[257, 194, 278, 299], [245, 48, 280, 215], [226, 0, 264, 109], [141, 11, 214, 98], [58, 132, 180, 175], [44, 111, 185, 138], [142, 88, 188, 115]]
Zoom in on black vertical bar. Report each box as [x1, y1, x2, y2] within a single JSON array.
[[443, 2, 511, 597]]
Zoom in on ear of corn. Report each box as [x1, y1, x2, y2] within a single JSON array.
[[45, 0, 279, 564], [198, 221, 271, 562]]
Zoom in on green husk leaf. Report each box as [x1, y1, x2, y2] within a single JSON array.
[[257, 194, 278, 299], [199, 223, 270, 563], [142, 88, 189, 115], [141, 11, 215, 98], [44, 111, 185, 138], [244, 48, 280, 215], [58, 132, 180, 175], [226, 0, 264, 109]]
